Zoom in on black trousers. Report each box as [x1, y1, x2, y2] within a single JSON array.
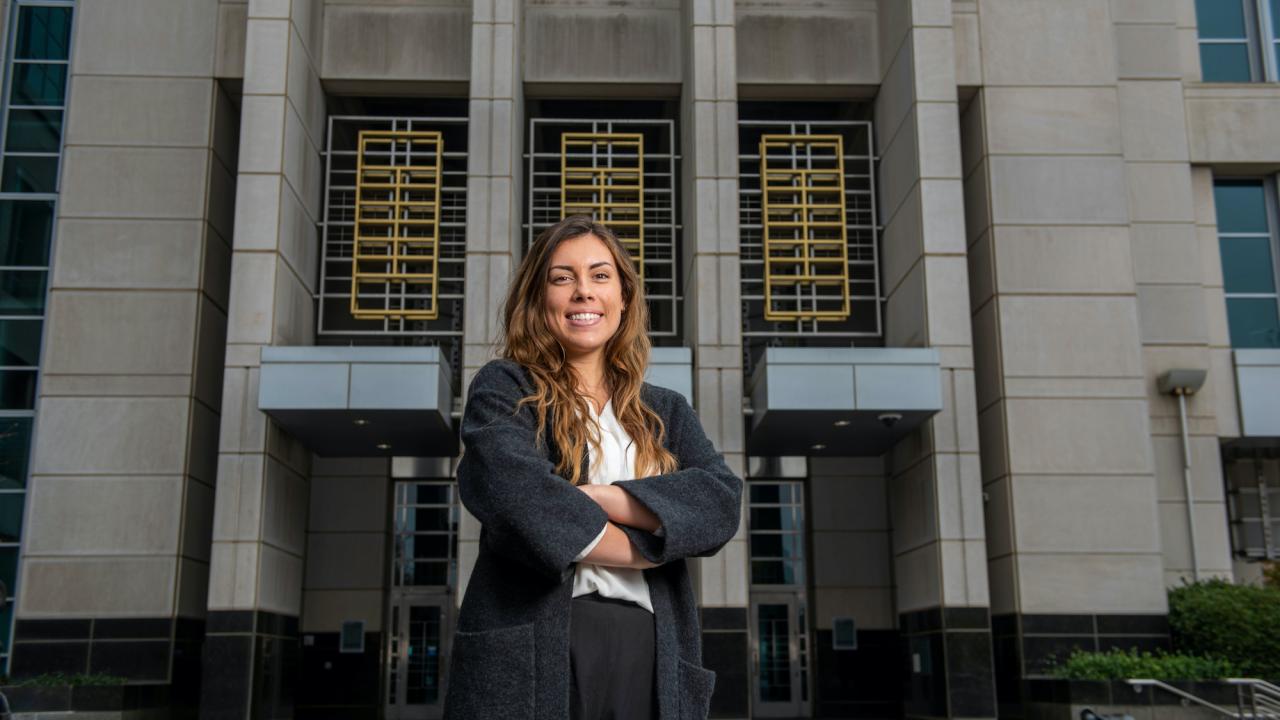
[[569, 591, 658, 720]]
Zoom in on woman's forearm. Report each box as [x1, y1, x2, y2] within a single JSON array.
[[583, 484, 662, 533], [581, 520, 659, 569]]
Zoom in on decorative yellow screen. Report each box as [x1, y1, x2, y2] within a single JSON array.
[[560, 132, 645, 279], [758, 134, 851, 322], [351, 130, 442, 320]]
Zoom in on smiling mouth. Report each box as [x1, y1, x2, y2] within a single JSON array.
[[566, 312, 603, 326]]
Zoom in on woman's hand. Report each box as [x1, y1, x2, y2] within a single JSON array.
[[580, 521, 661, 570]]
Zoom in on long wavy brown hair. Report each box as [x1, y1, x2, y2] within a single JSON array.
[[499, 215, 679, 485]]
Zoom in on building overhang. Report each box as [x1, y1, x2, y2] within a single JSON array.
[[647, 347, 693, 406], [747, 347, 943, 456], [258, 346, 456, 458], [1232, 349, 1280, 442]]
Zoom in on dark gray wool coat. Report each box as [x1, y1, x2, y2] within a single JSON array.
[[441, 358, 744, 720]]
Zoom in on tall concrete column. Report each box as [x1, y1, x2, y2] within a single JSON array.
[[962, 0, 1168, 712], [1110, 1, 1234, 587], [681, 1, 750, 716], [456, 0, 524, 600], [12, 0, 229, 708], [200, 0, 325, 717], [875, 1, 995, 717]]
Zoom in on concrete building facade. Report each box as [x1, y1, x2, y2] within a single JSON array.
[[0, 0, 1277, 719]]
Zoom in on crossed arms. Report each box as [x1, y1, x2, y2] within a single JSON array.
[[455, 361, 744, 585]]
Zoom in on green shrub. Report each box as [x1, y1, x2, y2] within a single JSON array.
[[1049, 648, 1239, 681], [1169, 579, 1280, 679]]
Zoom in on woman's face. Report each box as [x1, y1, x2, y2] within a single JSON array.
[[543, 232, 626, 364]]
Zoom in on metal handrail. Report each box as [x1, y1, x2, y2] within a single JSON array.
[[1227, 679, 1280, 718], [1125, 679, 1242, 718]]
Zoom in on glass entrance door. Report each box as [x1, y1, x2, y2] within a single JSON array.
[[385, 595, 449, 719], [385, 480, 458, 719], [748, 480, 811, 718], [751, 592, 811, 718]]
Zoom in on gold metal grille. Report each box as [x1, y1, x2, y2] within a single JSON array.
[[759, 134, 850, 322], [560, 132, 645, 278], [351, 130, 442, 320]]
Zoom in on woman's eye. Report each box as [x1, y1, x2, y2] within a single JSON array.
[[595, 272, 610, 280]]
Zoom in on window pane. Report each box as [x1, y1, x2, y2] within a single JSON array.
[[1200, 43, 1254, 81], [0, 418, 31, 490], [10, 63, 67, 106], [5, 109, 62, 153], [14, 7, 72, 61], [1, 156, 58, 193], [1220, 236, 1277, 293], [0, 494, 22, 543], [0, 370, 37, 410], [1196, 0, 1248, 38], [0, 319, 43, 366], [0, 547, 16, 599], [0, 271, 47, 315], [1226, 297, 1280, 348], [0, 200, 54, 266], [1214, 181, 1269, 233]]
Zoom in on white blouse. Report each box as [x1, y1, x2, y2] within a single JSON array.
[[569, 396, 665, 614]]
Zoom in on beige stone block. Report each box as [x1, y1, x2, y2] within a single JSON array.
[[194, 295, 229, 410], [921, 179, 967, 253], [1209, 348, 1239, 438], [1158, 501, 1234, 575], [983, 475, 1014, 557], [1017, 553, 1167, 613], [72, 0, 216, 77], [1004, 398, 1154, 476], [177, 556, 210, 617], [237, 96, 286, 174], [1131, 223, 1201, 284], [304, 533, 386, 590], [258, 543, 303, 615], [953, 11, 982, 86], [213, 453, 263, 542], [65, 76, 213, 148], [1114, 23, 1181, 79], [890, 459, 938, 552], [1111, 0, 1179, 23], [1186, 91, 1280, 165], [987, 554, 1017, 614], [225, 252, 278, 345], [918, 103, 962, 180], [993, 226, 1136, 294], [309, 476, 390, 533], [33, 397, 190, 476], [216, 2, 247, 78], [278, 181, 320, 295], [978, 0, 1118, 86], [941, 539, 990, 606], [52, 220, 205, 290], [977, 401, 1010, 484], [983, 87, 1121, 156], [735, 8, 878, 86], [967, 228, 994, 310], [1127, 162, 1196, 224], [962, 157, 991, 242], [44, 291, 197, 375], [25, 476, 182, 555], [884, 259, 927, 348], [924, 256, 973, 347], [1117, 81, 1190, 162], [1011, 475, 1161, 553], [1202, 286, 1230, 348], [1151, 434, 1227, 502], [893, 543, 942, 612], [1136, 284, 1209, 345], [988, 156, 1129, 225], [262, 456, 308, 556], [813, 588, 895, 630], [1197, 225, 1223, 289], [879, 108, 922, 225], [912, 27, 958, 102], [997, 296, 1144, 378], [189, 398, 222, 486], [813, 532, 892, 586], [1003, 377, 1148, 400], [243, 18, 290, 95], [38, 374, 191, 397], [881, 184, 923, 296], [524, 6, 681, 83], [301, 590, 385, 633], [60, 147, 210, 220], [970, 298, 1002, 408], [20, 557, 176, 616]]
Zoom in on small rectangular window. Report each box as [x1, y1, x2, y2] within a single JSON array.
[[1195, 0, 1280, 81], [1214, 177, 1280, 349], [833, 617, 857, 650], [340, 620, 365, 653]]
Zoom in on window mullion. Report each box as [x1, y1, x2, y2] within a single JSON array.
[[1259, 0, 1280, 81]]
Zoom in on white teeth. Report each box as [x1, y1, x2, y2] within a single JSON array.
[[569, 313, 601, 320]]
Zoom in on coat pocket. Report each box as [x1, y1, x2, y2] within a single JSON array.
[[676, 656, 717, 720], [443, 621, 536, 719]]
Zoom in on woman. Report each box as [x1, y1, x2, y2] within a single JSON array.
[[441, 215, 743, 720]]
